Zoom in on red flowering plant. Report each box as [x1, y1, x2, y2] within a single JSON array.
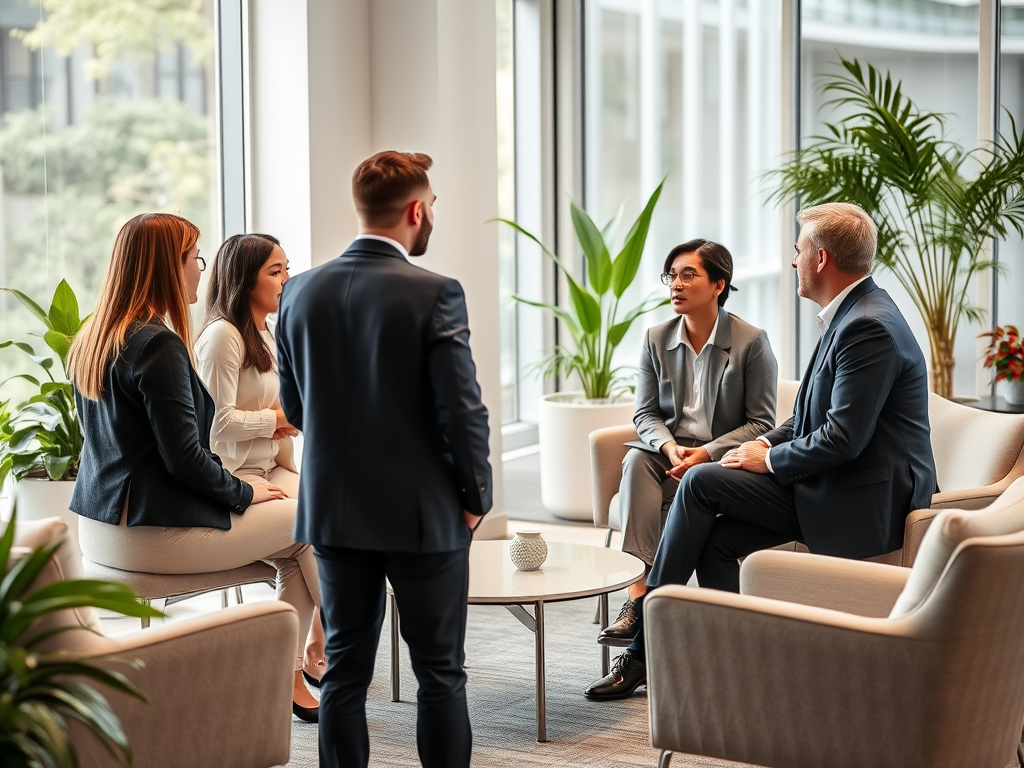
[[980, 325, 1024, 383]]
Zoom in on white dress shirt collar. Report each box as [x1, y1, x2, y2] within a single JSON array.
[[678, 313, 721, 356], [357, 234, 409, 260], [816, 275, 871, 335]]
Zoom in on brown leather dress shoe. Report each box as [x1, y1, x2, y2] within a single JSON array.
[[597, 596, 640, 647], [583, 650, 647, 701]]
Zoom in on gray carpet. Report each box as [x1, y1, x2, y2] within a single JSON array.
[[284, 592, 743, 768]]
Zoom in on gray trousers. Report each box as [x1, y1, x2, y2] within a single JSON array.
[[618, 448, 681, 566]]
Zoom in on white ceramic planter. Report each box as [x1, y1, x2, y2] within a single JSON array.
[[12, 478, 80, 556], [1006, 377, 1024, 405], [537, 392, 635, 521]]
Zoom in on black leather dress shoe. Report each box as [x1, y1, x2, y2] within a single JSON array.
[[584, 650, 647, 701], [293, 700, 320, 723], [598, 597, 641, 647]]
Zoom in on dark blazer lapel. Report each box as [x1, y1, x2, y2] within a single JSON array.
[[798, 277, 877, 433], [704, 308, 732, 428], [815, 277, 877, 373]]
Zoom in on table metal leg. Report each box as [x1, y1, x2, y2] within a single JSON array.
[[534, 600, 546, 743], [389, 591, 400, 702], [598, 593, 610, 677], [504, 603, 547, 742]]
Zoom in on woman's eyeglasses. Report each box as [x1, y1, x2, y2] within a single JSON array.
[[660, 270, 701, 286], [193, 254, 206, 272]]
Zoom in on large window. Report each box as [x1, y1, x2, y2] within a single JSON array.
[[583, 0, 784, 374], [800, 0, 981, 391], [0, 0, 223, 400]]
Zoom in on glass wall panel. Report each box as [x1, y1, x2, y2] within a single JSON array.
[[497, 0, 518, 424], [800, 0, 981, 392], [584, 0, 784, 378], [997, 2, 1024, 401], [0, 0, 219, 404]]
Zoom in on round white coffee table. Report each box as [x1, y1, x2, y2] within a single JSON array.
[[388, 540, 644, 742]]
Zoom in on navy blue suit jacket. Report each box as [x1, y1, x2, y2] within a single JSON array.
[[276, 238, 492, 553], [761, 278, 936, 558]]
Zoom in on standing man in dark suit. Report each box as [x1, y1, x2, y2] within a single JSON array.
[[586, 201, 936, 700], [276, 150, 492, 768]]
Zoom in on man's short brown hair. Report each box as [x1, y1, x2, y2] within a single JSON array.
[[352, 151, 433, 227]]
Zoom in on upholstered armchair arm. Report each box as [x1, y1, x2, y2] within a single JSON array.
[[902, 507, 940, 568], [589, 424, 637, 528], [74, 603, 298, 768], [740, 549, 911, 616], [930, 479, 1013, 511], [644, 586, 940, 768]]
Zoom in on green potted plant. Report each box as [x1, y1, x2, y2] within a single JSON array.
[[495, 181, 669, 519], [0, 511, 162, 766], [980, 324, 1024, 405], [0, 280, 89, 533], [770, 55, 1024, 399]]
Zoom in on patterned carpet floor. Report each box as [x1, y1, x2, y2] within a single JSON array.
[[284, 592, 744, 768]]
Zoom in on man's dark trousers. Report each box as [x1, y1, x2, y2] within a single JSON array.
[[316, 545, 472, 768], [647, 463, 803, 593]]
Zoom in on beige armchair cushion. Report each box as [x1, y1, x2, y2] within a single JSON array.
[[890, 476, 1024, 617]]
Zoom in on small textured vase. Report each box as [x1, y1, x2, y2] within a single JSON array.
[[1006, 377, 1024, 406], [510, 531, 548, 571]]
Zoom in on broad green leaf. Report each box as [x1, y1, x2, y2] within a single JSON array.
[[43, 331, 72, 367], [601, 202, 627, 248], [1, 288, 49, 326], [570, 200, 612, 295], [43, 455, 71, 480], [611, 178, 666, 298], [564, 277, 601, 335], [47, 280, 80, 335]]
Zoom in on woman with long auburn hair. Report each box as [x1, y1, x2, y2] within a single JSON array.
[[69, 213, 321, 722], [196, 233, 327, 687]]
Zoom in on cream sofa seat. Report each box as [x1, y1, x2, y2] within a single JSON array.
[[645, 529, 1024, 768], [9, 518, 298, 768]]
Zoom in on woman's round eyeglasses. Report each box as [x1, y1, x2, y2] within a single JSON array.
[[660, 270, 701, 286]]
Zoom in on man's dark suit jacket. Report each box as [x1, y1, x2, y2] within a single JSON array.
[[276, 237, 492, 553], [71, 321, 253, 529], [761, 277, 936, 558]]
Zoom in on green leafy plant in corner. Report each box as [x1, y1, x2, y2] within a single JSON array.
[[494, 180, 669, 400], [0, 280, 90, 490], [0, 511, 164, 766], [769, 55, 1024, 399]]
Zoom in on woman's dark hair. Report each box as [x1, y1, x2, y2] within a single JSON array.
[[662, 238, 738, 307], [203, 233, 281, 373]]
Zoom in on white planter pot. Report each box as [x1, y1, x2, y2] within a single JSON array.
[[12, 478, 80, 558], [538, 392, 635, 521], [1006, 377, 1024, 405]]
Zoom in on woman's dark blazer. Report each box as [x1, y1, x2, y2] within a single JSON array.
[[70, 321, 253, 529]]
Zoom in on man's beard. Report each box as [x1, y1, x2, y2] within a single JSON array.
[[410, 215, 433, 256]]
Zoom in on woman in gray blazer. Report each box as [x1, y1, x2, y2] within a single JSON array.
[[599, 238, 778, 646]]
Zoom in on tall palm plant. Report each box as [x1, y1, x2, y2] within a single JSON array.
[[770, 56, 1024, 398]]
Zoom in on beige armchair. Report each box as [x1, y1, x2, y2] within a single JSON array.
[[902, 393, 1024, 565], [11, 518, 298, 768], [645, 530, 1024, 768]]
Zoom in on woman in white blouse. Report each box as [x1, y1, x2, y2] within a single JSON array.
[[196, 233, 328, 696]]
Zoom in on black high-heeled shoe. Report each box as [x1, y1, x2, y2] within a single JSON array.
[[301, 668, 322, 690], [292, 699, 319, 723]]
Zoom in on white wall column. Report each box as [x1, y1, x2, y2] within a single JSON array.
[[247, 0, 506, 533]]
